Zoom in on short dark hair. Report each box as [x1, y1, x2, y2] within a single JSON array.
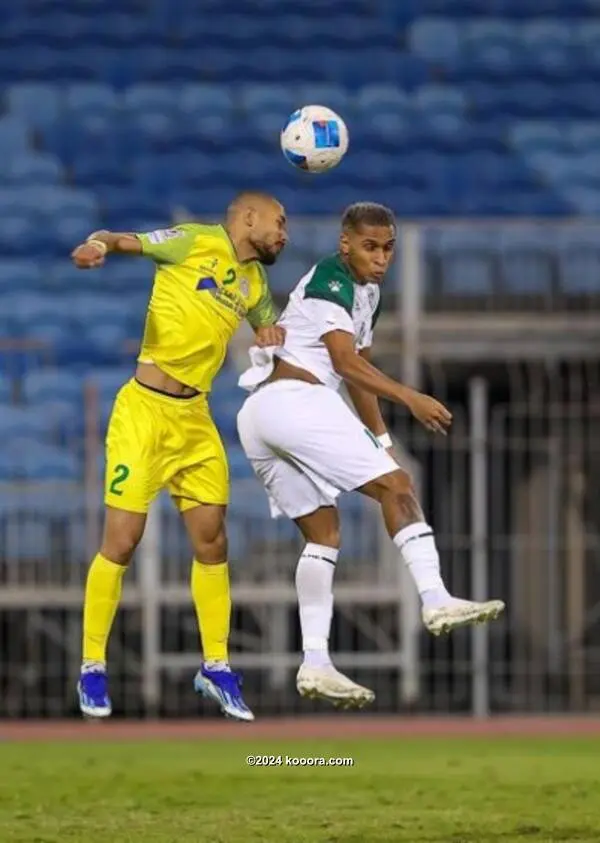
[[341, 202, 396, 232]]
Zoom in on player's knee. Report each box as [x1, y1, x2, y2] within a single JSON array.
[[100, 529, 141, 565], [372, 468, 414, 501], [193, 528, 227, 564]]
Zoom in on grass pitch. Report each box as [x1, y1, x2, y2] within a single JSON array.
[[1, 736, 599, 842]]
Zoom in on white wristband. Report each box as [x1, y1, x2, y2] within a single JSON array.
[[86, 238, 107, 256], [377, 433, 392, 448]]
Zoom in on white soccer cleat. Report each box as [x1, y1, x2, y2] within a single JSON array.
[[296, 664, 375, 710], [422, 599, 505, 636]]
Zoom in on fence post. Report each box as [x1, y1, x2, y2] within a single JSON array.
[[469, 376, 490, 718], [138, 499, 161, 716]]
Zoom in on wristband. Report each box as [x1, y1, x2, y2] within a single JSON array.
[[377, 433, 392, 448], [86, 238, 107, 256]]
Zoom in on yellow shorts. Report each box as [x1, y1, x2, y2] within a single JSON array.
[[104, 379, 229, 513]]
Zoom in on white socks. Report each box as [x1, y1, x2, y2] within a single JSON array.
[[295, 543, 339, 668], [393, 522, 452, 610]]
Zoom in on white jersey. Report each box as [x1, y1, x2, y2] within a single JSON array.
[[238, 253, 382, 393]]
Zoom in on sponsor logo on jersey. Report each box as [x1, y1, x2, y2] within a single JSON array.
[[239, 276, 249, 297], [147, 228, 184, 244]]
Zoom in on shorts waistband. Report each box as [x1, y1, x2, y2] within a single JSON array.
[[130, 378, 207, 406], [252, 377, 323, 396]]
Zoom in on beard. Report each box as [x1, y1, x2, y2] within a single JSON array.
[[255, 245, 279, 266]]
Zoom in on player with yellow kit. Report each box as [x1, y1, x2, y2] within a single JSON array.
[[71, 192, 288, 722]]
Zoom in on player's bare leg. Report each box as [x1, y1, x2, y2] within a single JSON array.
[[292, 506, 375, 710], [182, 503, 254, 722], [78, 507, 146, 718], [359, 468, 504, 635]]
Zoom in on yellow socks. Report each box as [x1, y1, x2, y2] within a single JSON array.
[[191, 559, 231, 665], [82, 553, 127, 665]]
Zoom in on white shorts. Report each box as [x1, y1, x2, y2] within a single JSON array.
[[236, 380, 399, 520]]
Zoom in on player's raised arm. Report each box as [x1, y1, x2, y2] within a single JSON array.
[[323, 330, 452, 435], [71, 225, 198, 270], [246, 272, 285, 348]]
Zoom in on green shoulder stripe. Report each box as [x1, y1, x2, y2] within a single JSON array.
[[303, 255, 354, 317]]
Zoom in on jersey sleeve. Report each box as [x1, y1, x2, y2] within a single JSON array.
[[136, 224, 198, 265], [303, 260, 355, 339], [246, 267, 278, 328]]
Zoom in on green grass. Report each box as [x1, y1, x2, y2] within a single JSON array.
[[1, 737, 600, 842]]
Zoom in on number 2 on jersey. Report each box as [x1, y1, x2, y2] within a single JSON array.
[[109, 464, 130, 496]]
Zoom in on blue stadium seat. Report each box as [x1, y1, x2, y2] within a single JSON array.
[[356, 85, 412, 115], [6, 83, 62, 130], [1, 153, 62, 187], [414, 84, 467, 116], [408, 18, 461, 64], [498, 228, 554, 293], [178, 84, 235, 117], [64, 83, 120, 116], [0, 376, 12, 403], [557, 227, 600, 293], [0, 407, 60, 441], [569, 122, 600, 153], [86, 366, 134, 401], [6, 439, 80, 481], [510, 122, 568, 155], [0, 117, 31, 157], [123, 84, 182, 117], [0, 259, 44, 292], [436, 230, 495, 294], [521, 20, 575, 78], [22, 368, 84, 404]]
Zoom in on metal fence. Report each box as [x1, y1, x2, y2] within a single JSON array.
[[1, 217, 599, 719]]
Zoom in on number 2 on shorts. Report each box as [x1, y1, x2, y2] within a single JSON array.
[[109, 463, 130, 496]]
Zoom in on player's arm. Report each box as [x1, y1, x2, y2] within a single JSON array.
[[323, 330, 452, 435], [345, 348, 390, 441], [247, 273, 285, 347], [71, 225, 197, 269]]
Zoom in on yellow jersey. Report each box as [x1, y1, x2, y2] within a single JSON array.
[[135, 223, 276, 392]]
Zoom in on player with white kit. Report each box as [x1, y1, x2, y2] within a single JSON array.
[[236, 202, 505, 708]]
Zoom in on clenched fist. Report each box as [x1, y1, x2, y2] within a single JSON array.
[[405, 390, 453, 435], [255, 325, 286, 348], [71, 240, 107, 269]]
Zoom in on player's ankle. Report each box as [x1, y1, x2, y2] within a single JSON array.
[[203, 659, 230, 672], [302, 650, 333, 668], [81, 659, 106, 673], [421, 588, 453, 610]]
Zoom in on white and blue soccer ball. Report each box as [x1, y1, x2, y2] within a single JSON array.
[[280, 105, 349, 173]]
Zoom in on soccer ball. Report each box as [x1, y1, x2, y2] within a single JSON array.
[[280, 105, 349, 173]]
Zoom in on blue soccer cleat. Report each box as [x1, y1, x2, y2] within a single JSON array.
[[77, 665, 112, 719], [193, 664, 255, 722]]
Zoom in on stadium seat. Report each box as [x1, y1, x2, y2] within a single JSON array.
[[510, 122, 569, 156], [408, 18, 461, 65], [1, 154, 62, 187], [557, 226, 600, 292], [6, 83, 62, 130], [22, 368, 84, 405], [0, 407, 62, 442], [86, 366, 135, 401], [7, 439, 80, 481], [0, 375, 12, 403], [0, 259, 44, 292], [498, 228, 555, 294], [436, 229, 496, 294]]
